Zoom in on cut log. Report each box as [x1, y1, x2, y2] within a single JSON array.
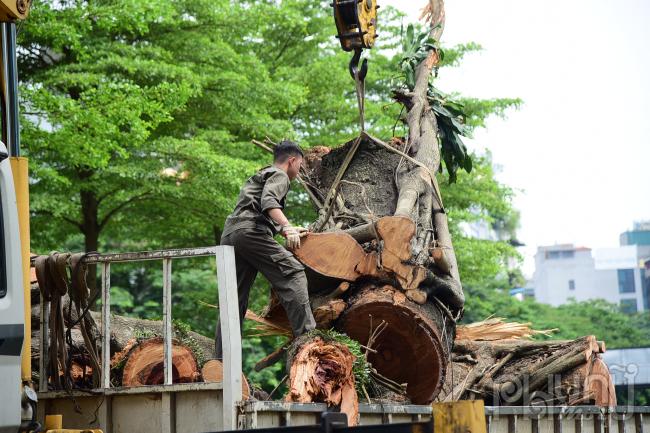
[[285, 336, 359, 426], [57, 357, 94, 389], [257, 296, 347, 334], [585, 358, 617, 406], [30, 302, 215, 386], [201, 359, 250, 400], [295, 216, 428, 295], [30, 280, 214, 390], [95, 312, 215, 359], [441, 336, 616, 406], [296, 232, 367, 283], [255, 284, 454, 404], [562, 357, 616, 406], [338, 285, 454, 404], [121, 337, 200, 387], [313, 299, 347, 329]]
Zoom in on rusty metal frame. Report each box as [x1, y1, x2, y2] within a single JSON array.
[[36, 246, 242, 430]]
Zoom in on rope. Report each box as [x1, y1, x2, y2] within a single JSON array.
[[34, 251, 102, 391], [315, 135, 363, 231], [69, 252, 102, 387], [315, 56, 368, 231], [354, 69, 365, 132], [48, 252, 71, 390]]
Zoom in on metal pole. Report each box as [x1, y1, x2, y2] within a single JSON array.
[[215, 246, 242, 430], [38, 300, 49, 391], [101, 262, 111, 388], [10, 156, 30, 382], [162, 258, 173, 386], [1, 22, 10, 152], [2, 22, 19, 157]]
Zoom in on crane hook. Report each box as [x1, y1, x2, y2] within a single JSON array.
[[349, 48, 368, 82]]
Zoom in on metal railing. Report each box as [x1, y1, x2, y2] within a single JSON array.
[[37, 246, 242, 429]]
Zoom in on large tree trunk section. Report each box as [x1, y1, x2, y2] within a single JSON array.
[[98, 312, 215, 358], [338, 285, 453, 404], [307, 140, 401, 221], [32, 307, 214, 361], [257, 283, 454, 404], [285, 335, 359, 426]]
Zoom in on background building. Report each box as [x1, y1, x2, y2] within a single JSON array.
[[532, 222, 650, 312]]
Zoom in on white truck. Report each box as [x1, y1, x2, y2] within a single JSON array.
[[0, 142, 27, 432]]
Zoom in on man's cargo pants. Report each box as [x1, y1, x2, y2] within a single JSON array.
[[214, 226, 316, 359]]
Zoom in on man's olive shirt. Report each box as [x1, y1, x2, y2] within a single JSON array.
[[222, 165, 290, 238]]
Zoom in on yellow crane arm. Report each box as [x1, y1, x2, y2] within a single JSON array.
[[0, 0, 29, 21]]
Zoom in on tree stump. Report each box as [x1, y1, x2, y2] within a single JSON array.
[[121, 337, 199, 387], [338, 285, 453, 404], [247, 0, 464, 408], [285, 336, 359, 425]]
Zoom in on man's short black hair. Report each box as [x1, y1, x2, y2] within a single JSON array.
[[273, 140, 304, 163]]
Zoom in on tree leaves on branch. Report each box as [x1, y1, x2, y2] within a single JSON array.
[[428, 86, 472, 183], [396, 24, 472, 183], [398, 24, 441, 90]]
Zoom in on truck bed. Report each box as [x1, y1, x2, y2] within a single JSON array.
[[37, 385, 650, 433]]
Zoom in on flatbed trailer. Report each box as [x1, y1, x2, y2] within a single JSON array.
[[36, 387, 650, 433]]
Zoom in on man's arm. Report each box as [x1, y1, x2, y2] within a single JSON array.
[[267, 208, 290, 234], [260, 171, 290, 222], [261, 171, 306, 249], [268, 207, 305, 250]]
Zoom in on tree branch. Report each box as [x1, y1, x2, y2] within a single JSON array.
[[98, 192, 151, 230], [34, 209, 82, 230], [96, 187, 123, 205]]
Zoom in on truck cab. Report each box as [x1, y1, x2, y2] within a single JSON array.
[[0, 141, 24, 432]]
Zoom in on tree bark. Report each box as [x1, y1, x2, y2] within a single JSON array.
[[439, 336, 616, 406], [338, 285, 454, 405], [285, 334, 359, 426], [271, 0, 465, 406]]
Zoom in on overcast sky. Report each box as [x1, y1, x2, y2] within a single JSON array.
[[381, 0, 650, 276]]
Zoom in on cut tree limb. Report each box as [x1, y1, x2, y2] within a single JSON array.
[[121, 337, 199, 387], [285, 336, 359, 426], [439, 335, 616, 406], [295, 216, 429, 296], [202, 359, 250, 399]]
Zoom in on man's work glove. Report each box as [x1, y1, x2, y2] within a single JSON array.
[[281, 225, 308, 250]]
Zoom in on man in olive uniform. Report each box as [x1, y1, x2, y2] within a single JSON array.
[[215, 140, 316, 358]]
